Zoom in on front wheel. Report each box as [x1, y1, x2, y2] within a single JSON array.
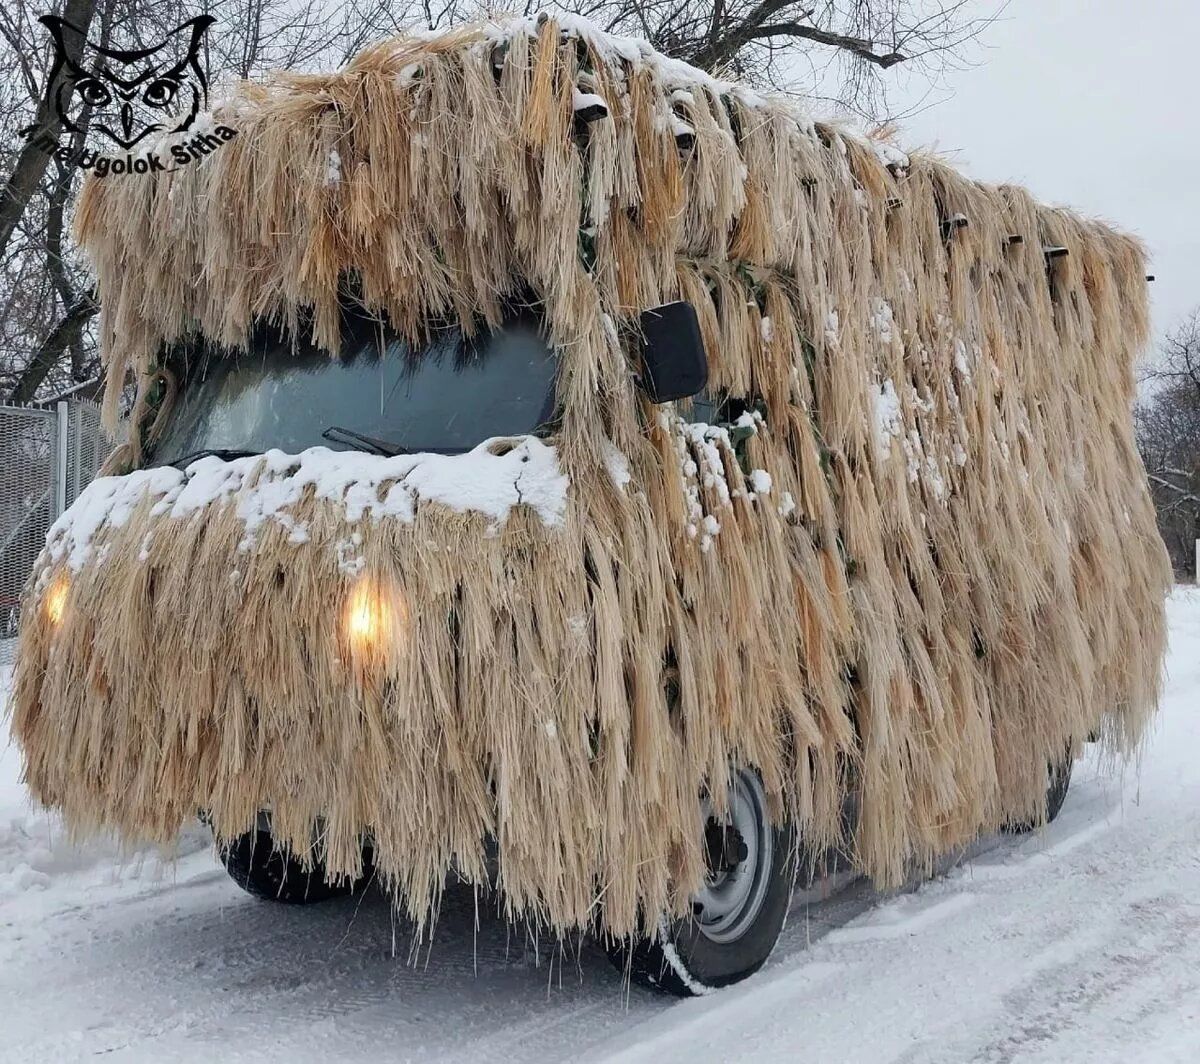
[[608, 767, 796, 996], [220, 828, 370, 904], [1002, 755, 1073, 835]]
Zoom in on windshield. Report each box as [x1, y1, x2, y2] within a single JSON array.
[[150, 302, 558, 465]]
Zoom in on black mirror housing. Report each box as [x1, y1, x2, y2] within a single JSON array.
[[637, 301, 709, 403]]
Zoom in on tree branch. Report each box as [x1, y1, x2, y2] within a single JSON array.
[[741, 20, 907, 68], [1147, 473, 1200, 508], [7, 292, 97, 403]]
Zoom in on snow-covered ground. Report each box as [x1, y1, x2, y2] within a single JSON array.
[[2, 591, 1198, 1062]]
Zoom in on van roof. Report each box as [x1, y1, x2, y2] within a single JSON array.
[[78, 13, 1149, 430]]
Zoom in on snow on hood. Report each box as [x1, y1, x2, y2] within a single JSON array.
[[43, 436, 570, 574]]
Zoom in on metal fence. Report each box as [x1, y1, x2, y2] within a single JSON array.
[[1, 399, 114, 640]]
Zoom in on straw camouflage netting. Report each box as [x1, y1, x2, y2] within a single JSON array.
[[10, 15, 1171, 939]]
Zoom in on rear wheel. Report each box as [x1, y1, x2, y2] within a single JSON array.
[[220, 828, 370, 904], [608, 767, 796, 996], [1002, 755, 1073, 835]]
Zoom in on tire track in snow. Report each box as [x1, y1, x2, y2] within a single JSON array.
[[911, 891, 1200, 1064]]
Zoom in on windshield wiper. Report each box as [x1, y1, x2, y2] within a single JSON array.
[[322, 425, 410, 456], [168, 447, 259, 469]]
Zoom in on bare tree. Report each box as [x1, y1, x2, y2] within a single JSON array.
[[0, 0, 99, 270], [1138, 309, 1200, 577]]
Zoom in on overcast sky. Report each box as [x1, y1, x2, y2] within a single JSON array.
[[887, 0, 1197, 353]]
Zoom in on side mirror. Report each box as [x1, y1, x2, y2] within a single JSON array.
[[637, 301, 709, 403]]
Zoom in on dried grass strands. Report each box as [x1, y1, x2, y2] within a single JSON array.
[[13, 16, 1171, 938]]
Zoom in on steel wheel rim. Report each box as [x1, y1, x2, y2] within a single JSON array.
[[692, 767, 773, 944]]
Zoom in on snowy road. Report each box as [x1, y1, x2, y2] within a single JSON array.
[[2, 592, 1198, 1062]]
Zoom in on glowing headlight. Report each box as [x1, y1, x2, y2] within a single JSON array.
[[343, 577, 403, 656], [44, 573, 69, 626]]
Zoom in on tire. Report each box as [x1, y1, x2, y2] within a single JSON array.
[[607, 767, 796, 996], [220, 828, 370, 904], [1002, 755, 1073, 835]]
